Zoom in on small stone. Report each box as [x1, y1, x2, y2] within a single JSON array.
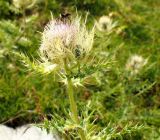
[[0, 124, 60, 140]]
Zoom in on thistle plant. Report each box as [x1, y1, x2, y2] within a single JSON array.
[[38, 15, 95, 139], [16, 13, 112, 140]]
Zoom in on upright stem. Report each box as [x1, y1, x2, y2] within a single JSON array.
[[67, 78, 79, 123], [64, 59, 86, 140], [67, 78, 86, 140]]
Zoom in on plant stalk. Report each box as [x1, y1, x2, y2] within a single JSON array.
[[67, 78, 79, 123], [67, 78, 86, 140], [64, 59, 86, 140]]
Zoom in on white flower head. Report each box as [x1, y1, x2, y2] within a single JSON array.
[[40, 15, 94, 64], [13, 0, 36, 9], [96, 15, 117, 32], [126, 55, 147, 74]]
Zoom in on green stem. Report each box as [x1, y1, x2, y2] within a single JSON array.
[[67, 78, 79, 123], [64, 59, 86, 140], [67, 78, 86, 140]]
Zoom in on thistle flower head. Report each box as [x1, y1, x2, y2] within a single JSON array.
[[96, 15, 117, 32], [126, 55, 147, 74], [13, 0, 35, 9], [40, 16, 94, 64]]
